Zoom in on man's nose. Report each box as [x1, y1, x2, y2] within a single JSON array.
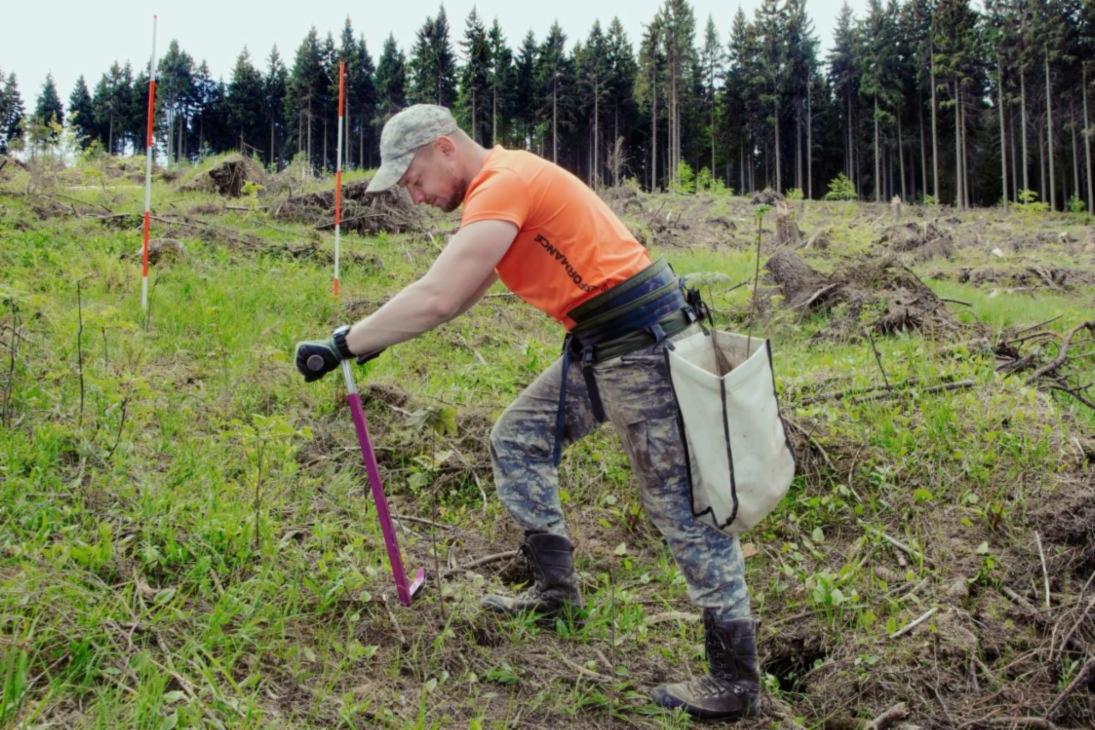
[[410, 188, 425, 205]]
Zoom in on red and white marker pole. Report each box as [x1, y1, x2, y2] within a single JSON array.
[[141, 16, 158, 311], [333, 60, 345, 297]]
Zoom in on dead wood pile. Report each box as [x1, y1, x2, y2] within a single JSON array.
[[877, 220, 955, 262], [765, 249, 960, 335], [181, 154, 266, 197], [275, 182, 421, 235]]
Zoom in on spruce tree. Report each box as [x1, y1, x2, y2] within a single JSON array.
[[264, 47, 289, 168], [226, 48, 266, 154], [458, 8, 492, 145], [0, 72, 25, 154], [32, 73, 65, 146], [514, 32, 538, 149], [68, 76, 96, 150], [375, 34, 407, 124], [409, 6, 458, 106]]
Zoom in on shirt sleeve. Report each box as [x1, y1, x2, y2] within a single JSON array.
[[461, 167, 529, 230]]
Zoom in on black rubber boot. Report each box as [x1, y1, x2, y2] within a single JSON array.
[[651, 609, 760, 721], [482, 532, 581, 617]]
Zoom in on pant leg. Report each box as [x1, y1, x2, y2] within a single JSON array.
[[489, 355, 602, 538], [595, 335, 752, 621]]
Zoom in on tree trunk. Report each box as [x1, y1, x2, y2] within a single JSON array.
[[998, 55, 1008, 210], [740, 132, 748, 192], [961, 93, 970, 207], [897, 114, 906, 202], [1045, 50, 1055, 209], [846, 92, 853, 179], [614, 105, 620, 186], [1020, 66, 1029, 195], [552, 76, 558, 164], [1010, 104, 1019, 202], [651, 74, 657, 190], [807, 75, 813, 199], [1084, 63, 1093, 214], [931, 51, 939, 202], [795, 98, 802, 192], [1039, 118, 1046, 203], [874, 97, 881, 202], [774, 97, 781, 193], [919, 99, 927, 202], [954, 81, 962, 208], [710, 95, 715, 182], [594, 82, 600, 189], [1071, 98, 1079, 206]]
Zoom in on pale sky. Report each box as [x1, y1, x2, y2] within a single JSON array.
[[5, 1, 866, 110]]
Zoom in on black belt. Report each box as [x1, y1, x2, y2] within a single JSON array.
[[551, 259, 699, 465]]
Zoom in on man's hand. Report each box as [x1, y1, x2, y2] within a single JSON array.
[[295, 325, 353, 382]]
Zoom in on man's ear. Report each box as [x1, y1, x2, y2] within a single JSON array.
[[435, 135, 456, 157]]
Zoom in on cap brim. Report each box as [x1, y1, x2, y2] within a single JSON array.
[[366, 152, 414, 193]]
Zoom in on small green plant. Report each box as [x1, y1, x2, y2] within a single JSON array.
[[823, 173, 857, 201], [921, 193, 938, 205], [1066, 194, 1086, 215], [672, 160, 696, 193], [784, 187, 803, 201], [694, 166, 711, 191], [1015, 188, 1050, 218]]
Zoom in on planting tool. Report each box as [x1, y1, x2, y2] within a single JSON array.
[[337, 358, 425, 606]]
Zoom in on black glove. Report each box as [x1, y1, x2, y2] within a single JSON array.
[[295, 326, 384, 382], [295, 325, 351, 382]]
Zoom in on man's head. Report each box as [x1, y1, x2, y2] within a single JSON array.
[[366, 104, 479, 213]]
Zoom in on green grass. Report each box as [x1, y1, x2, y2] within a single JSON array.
[[1, 163, 1092, 728]]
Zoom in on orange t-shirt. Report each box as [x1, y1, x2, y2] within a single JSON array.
[[460, 146, 651, 329]]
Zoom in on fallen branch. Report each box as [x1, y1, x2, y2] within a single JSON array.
[[847, 379, 975, 405], [889, 606, 937, 639], [865, 701, 909, 730], [392, 513, 456, 531], [1027, 320, 1095, 382], [797, 377, 975, 407], [860, 521, 929, 565], [441, 549, 519, 578], [1034, 531, 1050, 609], [551, 649, 614, 684]]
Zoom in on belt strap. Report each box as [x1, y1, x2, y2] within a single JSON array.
[[552, 305, 688, 467]]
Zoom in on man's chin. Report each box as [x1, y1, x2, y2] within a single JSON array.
[[440, 198, 460, 213]]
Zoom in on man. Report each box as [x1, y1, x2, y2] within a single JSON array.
[[294, 104, 759, 721]]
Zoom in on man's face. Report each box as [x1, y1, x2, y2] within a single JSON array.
[[399, 139, 467, 213]]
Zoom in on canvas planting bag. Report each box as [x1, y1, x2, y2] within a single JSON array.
[[665, 329, 795, 534]]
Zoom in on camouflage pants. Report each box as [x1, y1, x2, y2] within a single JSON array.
[[489, 325, 751, 620]]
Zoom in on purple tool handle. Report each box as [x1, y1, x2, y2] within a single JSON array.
[[345, 386, 425, 606]]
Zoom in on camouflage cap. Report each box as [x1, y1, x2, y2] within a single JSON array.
[[366, 104, 460, 193]]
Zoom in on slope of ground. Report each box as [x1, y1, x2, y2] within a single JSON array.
[[1, 159, 1092, 728]]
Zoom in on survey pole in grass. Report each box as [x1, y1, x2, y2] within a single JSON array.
[[340, 360, 426, 606], [332, 60, 345, 297], [140, 15, 159, 312]]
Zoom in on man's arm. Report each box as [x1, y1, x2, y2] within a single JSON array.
[[344, 219, 516, 356]]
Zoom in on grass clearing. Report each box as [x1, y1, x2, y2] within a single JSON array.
[[1, 160, 1093, 727]]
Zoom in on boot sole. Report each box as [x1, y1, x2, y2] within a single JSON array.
[[651, 687, 758, 721]]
